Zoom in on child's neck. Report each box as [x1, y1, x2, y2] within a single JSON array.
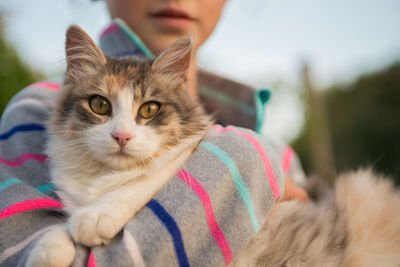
[[187, 56, 199, 101]]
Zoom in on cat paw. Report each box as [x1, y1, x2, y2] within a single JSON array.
[[26, 225, 75, 267], [68, 205, 124, 246]]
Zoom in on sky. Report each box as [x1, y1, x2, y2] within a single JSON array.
[[1, 0, 399, 142]]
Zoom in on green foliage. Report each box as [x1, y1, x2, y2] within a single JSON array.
[[293, 63, 400, 183], [0, 20, 44, 116]]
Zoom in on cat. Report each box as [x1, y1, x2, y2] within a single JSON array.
[[231, 169, 400, 267], [26, 25, 211, 267]]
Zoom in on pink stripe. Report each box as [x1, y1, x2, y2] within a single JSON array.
[[213, 124, 223, 131], [213, 125, 280, 200], [282, 146, 294, 173], [0, 198, 63, 220], [177, 169, 233, 265], [28, 82, 60, 91], [100, 23, 120, 38], [0, 153, 48, 167], [87, 252, 97, 267]]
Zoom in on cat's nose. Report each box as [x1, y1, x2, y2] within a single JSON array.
[[112, 132, 133, 148]]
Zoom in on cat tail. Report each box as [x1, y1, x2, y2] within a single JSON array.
[[231, 169, 400, 267], [337, 169, 400, 267]]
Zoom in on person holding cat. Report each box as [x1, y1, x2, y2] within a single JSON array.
[[104, 0, 308, 201], [102, 0, 308, 201], [0, 0, 307, 266]]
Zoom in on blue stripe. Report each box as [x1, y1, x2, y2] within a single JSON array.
[[0, 178, 21, 190], [200, 141, 260, 232], [0, 123, 46, 141], [146, 199, 190, 267]]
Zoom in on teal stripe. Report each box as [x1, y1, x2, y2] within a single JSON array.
[[254, 89, 271, 133], [114, 18, 155, 60], [200, 142, 260, 232], [0, 178, 21, 190], [236, 126, 279, 156], [199, 86, 256, 116], [235, 127, 285, 197], [0, 178, 54, 193], [35, 183, 55, 193]]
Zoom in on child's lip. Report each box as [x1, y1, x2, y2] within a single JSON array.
[[150, 7, 194, 21]]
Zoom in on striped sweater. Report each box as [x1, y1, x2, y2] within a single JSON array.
[[0, 20, 305, 266]]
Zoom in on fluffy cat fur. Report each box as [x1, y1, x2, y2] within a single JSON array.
[[27, 25, 211, 267], [232, 169, 400, 267]]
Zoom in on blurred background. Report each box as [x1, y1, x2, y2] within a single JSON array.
[[0, 0, 399, 183]]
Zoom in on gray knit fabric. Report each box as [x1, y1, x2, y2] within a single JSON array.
[[0, 83, 284, 266]]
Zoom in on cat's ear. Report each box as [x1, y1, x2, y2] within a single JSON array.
[[65, 25, 106, 80], [151, 36, 193, 79]]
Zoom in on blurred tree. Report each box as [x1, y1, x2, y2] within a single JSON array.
[[293, 62, 400, 184], [0, 17, 44, 117], [301, 63, 336, 185]]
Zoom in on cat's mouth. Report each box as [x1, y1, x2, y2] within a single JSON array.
[[113, 150, 132, 158]]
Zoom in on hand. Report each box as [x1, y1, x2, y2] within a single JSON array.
[[280, 175, 309, 202]]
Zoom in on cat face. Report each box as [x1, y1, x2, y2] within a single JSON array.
[[50, 26, 210, 170]]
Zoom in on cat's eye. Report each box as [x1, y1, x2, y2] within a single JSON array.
[[89, 95, 111, 115], [139, 102, 160, 119]]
